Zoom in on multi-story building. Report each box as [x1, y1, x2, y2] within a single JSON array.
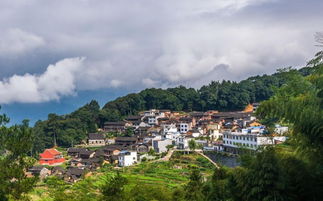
[[103, 121, 127, 133], [118, 151, 137, 167], [39, 149, 65, 166], [178, 117, 193, 134], [176, 135, 191, 150], [88, 133, 105, 147], [141, 109, 167, 126], [207, 123, 222, 140], [223, 131, 287, 153], [152, 139, 173, 153]]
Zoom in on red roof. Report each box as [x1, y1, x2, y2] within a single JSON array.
[[39, 148, 65, 165], [39, 149, 62, 159]]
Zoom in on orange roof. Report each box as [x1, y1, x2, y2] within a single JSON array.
[[243, 104, 253, 113], [46, 149, 61, 155], [39, 148, 62, 158]]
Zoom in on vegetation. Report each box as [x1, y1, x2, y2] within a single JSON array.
[[0, 114, 38, 201], [31, 64, 320, 154], [2, 52, 323, 200], [29, 153, 215, 201], [31, 53, 323, 201], [32, 100, 100, 154]]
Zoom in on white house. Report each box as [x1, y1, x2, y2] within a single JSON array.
[[178, 117, 193, 134], [118, 151, 137, 167], [274, 125, 289, 135], [143, 109, 166, 126], [152, 139, 173, 153], [165, 127, 181, 140], [88, 133, 105, 147], [161, 123, 177, 135], [207, 123, 222, 140], [179, 123, 192, 134], [176, 135, 191, 150], [189, 129, 202, 138], [223, 131, 287, 153], [143, 135, 162, 144]]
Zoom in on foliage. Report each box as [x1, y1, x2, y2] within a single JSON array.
[[101, 172, 128, 201], [188, 139, 197, 151], [0, 113, 38, 201], [184, 169, 205, 201], [32, 100, 100, 153], [31, 64, 318, 153]]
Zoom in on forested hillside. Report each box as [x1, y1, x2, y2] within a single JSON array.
[[1, 52, 323, 201], [31, 54, 321, 153]]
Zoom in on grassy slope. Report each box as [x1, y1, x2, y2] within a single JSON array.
[[29, 153, 215, 201]]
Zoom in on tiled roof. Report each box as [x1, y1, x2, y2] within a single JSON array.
[[88, 133, 105, 140]]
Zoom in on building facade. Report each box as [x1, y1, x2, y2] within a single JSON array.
[[39, 149, 65, 166], [118, 151, 137, 167]]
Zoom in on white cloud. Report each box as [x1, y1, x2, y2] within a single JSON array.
[[0, 57, 84, 104], [0, 28, 44, 56], [0, 0, 321, 104]]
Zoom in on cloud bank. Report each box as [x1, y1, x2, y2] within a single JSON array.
[[0, 0, 322, 103], [0, 58, 83, 104]]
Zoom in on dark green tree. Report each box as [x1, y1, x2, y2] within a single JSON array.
[[101, 172, 128, 201], [0, 114, 38, 201], [184, 169, 205, 201]]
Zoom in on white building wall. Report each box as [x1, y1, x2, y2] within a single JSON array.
[[118, 151, 137, 167], [179, 123, 190, 133], [223, 132, 287, 150], [153, 139, 173, 153]]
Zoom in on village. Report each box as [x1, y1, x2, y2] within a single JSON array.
[[27, 103, 288, 183]]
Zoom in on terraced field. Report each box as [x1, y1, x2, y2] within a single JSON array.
[[29, 152, 215, 201]]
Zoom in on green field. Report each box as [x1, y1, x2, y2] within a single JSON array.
[[29, 152, 215, 201]]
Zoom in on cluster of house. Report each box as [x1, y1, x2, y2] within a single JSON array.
[[27, 136, 147, 182], [27, 103, 288, 182], [96, 104, 288, 154]]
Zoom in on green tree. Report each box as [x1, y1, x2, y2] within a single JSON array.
[[184, 169, 205, 201], [129, 185, 172, 201], [206, 167, 230, 201], [188, 139, 197, 151], [101, 172, 128, 201], [256, 62, 323, 200], [0, 115, 38, 201]]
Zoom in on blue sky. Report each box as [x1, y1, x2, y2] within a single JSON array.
[[0, 0, 322, 124]]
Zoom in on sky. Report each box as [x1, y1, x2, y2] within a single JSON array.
[[0, 0, 322, 124]]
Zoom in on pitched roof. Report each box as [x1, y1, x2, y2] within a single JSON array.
[[103, 145, 123, 151], [29, 166, 46, 172], [115, 137, 137, 142], [88, 133, 105, 140], [67, 168, 84, 176], [80, 150, 95, 156], [179, 117, 193, 122], [47, 149, 61, 155], [39, 149, 62, 158], [52, 166, 65, 172]]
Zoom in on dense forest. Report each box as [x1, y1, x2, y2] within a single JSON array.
[[1, 52, 322, 201], [30, 60, 319, 154]]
